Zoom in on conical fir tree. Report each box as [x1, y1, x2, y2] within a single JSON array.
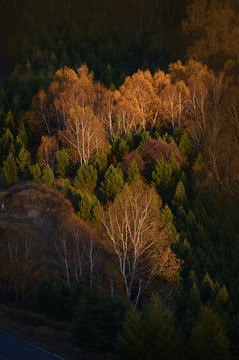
[[30, 163, 42, 183], [119, 295, 181, 360], [42, 165, 55, 187], [128, 160, 140, 184], [2, 152, 18, 186], [17, 146, 31, 178], [74, 164, 97, 193], [62, 178, 71, 197], [190, 306, 230, 360], [172, 180, 187, 208], [78, 192, 101, 225], [100, 164, 124, 201], [56, 148, 69, 178]]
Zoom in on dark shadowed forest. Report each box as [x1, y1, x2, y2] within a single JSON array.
[[0, 1, 239, 359]]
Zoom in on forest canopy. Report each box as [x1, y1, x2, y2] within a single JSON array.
[[0, 1, 239, 359]]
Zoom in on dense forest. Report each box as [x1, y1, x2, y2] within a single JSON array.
[[0, 0, 239, 359]]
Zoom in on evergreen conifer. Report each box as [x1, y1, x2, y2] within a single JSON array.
[[2, 152, 18, 186]]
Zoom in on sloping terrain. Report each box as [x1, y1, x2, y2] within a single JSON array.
[[0, 181, 74, 246]]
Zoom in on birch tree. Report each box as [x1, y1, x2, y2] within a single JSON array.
[[100, 182, 181, 303], [62, 105, 105, 164]]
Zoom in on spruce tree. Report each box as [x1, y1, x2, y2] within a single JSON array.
[[74, 164, 97, 193], [16, 121, 28, 147], [93, 148, 108, 174], [154, 120, 163, 139], [100, 164, 124, 201], [172, 180, 187, 208], [128, 160, 140, 184], [17, 146, 31, 178], [78, 192, 101, 225], [56, 148, 69, 178], [179, 131, 194, 163], [111, 136, 130, 161], [117, 139, 130, 161], [216, 285, 230, 310], [119, 308, 145, 360], [119, 295, 181, 360], [2, 152, 18, 186], [0, 128, 14, 158], [152, 159, 173, 194], [200, 273, 218, 303], [42, 165, 55, 187], [190, 306, 230, 360], [62, 178, 71, 197], [4, 110, 15, 133], [73, 286, 125, 349], [30, 163, 42, 183]]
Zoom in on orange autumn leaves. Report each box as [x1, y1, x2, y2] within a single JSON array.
[[29, 60, 239, 194]]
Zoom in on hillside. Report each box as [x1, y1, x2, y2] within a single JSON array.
[[0, 181, 74, 245]]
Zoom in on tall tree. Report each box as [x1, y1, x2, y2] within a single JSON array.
[[37, 135, 58, 171], [100, 164, 124, 202], [62, 105, 105, 165], [116, 69, 156, 135], [190, 306, 230, 360], [2, 152, 18, 186], [100, 182, 181, 303], [119, 295, 182, 360]]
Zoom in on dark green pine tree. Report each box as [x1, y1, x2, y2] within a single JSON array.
[[0, 128, 14, 159], [200, 273, 218, 304], [78, 192, 101, 225], [2, 152, 18, 186], [152, 159, 173, 195], [128, 160, 140, 184], [93, 148, 108, 174], [111, 136, 130, 162], [181, 283, 202, 337], [16, 121, 28, 147], [30, 163, 42, 183], [17, 146, 31, 178], [73, 286, 125, 350], [56, 148, 69, 178], [179, 131, 195, 164], [172, 180, 187, 208], [215, 285, 230, 311], [117, 139, 130, 161], [62, 178, 71, 197], [190, 306, 230, 360], [4, 110, 15, 133], [119, 307, 145, 360], [154, 120, 163, 139], [42, 165, 55, 187], [119, 295, 182, 360], [74, 164, 97, 193], [100, 164, 124, 201]]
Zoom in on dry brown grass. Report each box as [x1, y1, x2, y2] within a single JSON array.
[[0, 181, 75, 251]]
